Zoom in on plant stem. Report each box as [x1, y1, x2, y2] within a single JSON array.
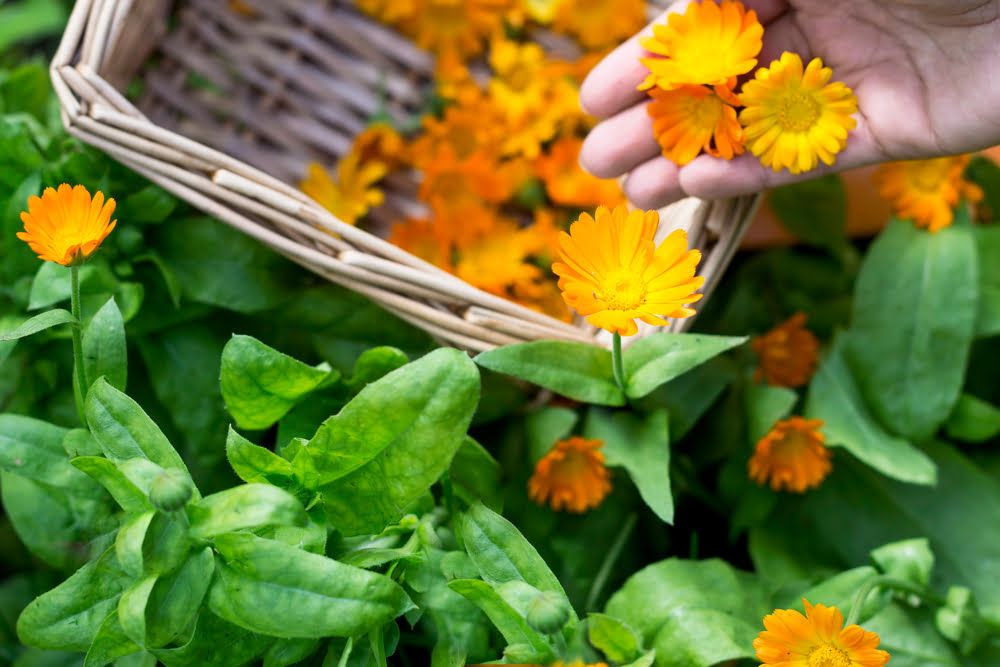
[[846, 575, 935, 626], [70, 264, 88, 423], [585, 513, 637, 612], [612, 332, 626, 394]]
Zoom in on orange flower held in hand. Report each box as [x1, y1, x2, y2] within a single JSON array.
[[749, 417, 831, 493], [18, 184, 117, 266], [529, 437, 611, 513], [648, 85, 744, 166], [752, 312, 820, 388], [553, 206, 704, 336], [755, 599, 890, 667]]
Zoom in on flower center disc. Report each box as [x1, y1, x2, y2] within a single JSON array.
[[596, 269, 647, 311], [777, 90, 821, 132], [807, 644, 852, 667]]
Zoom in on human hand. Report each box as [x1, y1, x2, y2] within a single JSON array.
[[579, 0, 1000, 208]]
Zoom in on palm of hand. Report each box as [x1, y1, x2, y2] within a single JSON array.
[[579, 0, 1000, 207]]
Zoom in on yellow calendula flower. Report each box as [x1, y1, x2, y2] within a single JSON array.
[[639, 0, 763, 92], [752, 312, 820, 388], [406, 0, 513, 61], [488, 39, 550, 120], [534, 137, 626, 209], [18, 184, 117, 266], [755, 600, 891, 667], [411, 93, 505, 167], [553, 206, 704, 337], [749, 417, 831, 493], [648, 85, 744, 166], [520, 0, 560, 24], [355, 0, 417, 23], [529, 437, 612, 513], [455, 215, 543, 297], [739, 52, 858, 174], [553, 0, 647, 51], [388, 217, 454, 271], [418, 147, 513, 219], [353, 122, 409, 170], [300, 154, 387, 225], [874, 155, 983, 232]]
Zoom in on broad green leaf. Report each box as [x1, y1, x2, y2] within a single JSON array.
[[220, 335, 339, 430], [846, 220, 978, 442], [116, 512, 156, 578], [300, 348, 480, 536], [187, 484, 307, 540], [584, 409, 673, 524], [974, 224, 1000, 336], [118, 185, 177, 225], [945, 394, 1000, 443], [791, 567, 881, 617], [806, 339, 936, 485], [83, 297, 127, 392], [264, 637, 321, 667], [745, 383, 797, 443], [871, 539, 934, 588], [606, 558, 767, 667], [0, 309, 74, 342], [768, 175, 847, 247], [118, 576, 157, 647], [208, 533, 413, 638], [131, 547, 214, 648], [460, 503, 568, 603], [0, 415, 95, 492], [115, 511, 190, 578], [17, 548, 130, 651], [225, 428, 296, 486], [449, 437, 502, 509], [84, 613, 141, 667], [525, 406, 578, 462], [71, 456, 152, 514], [27, 262, 102, 311], [632, 356, 736, 441], [151, 611, 271, 667], [866, 604, 962, 667], [588, 613, 645, 664], [347, 346, 410, 390], [447, 579, 553, 662], [623, 333, 746, 400], [475, 341, 624, 406], [85, 378, 194, 489], [0, 0, 67, 52]]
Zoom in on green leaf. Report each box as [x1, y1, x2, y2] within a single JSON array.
[[584, 409, 673, 523], [792, 567, 881, 616], [208, 533, 413, 638], [449, 437, 502, 509], [0, 415, 95, 491], [945, 394, 1000, 443], [525, 406, 578, 462], [187, 484, 307, 540], [0, 309, 74, 342], [806, 339, 937, 485], [0, 0, 68, 52], [347, 346, 410, 390], [83, 297, 127, 392], [588, 613, 645, 664], [867, 604, 963, 667], [85, 378, 195, 487], [264, 638, 321, 667], [871, 538, 934, 588], [845, 220, 978, 442], [447, 579, 553, 663], [631, 356, 736, 441], [17, 548, 130, 651], [768, 175, 847, 247], [460, 503, 569, 604], [71, 456, 152, 514], [27, 262, 105, 311], [84, 613, 141, 667], [129, 547, 215, 648], [115, 511, 190, 578], [118, 577, 157, 647], [974, 225, 1000, 337], [475, 341, 624, 406], [151, 611, 271, 667], [623, 333, 746, 400], [220, 335, 339, 431], [118, 186, 177, 225], [746, 383, 797, 444], [605, 559, 767, 667], [299, 348, 480, 536], [225, 428, 296, 486]]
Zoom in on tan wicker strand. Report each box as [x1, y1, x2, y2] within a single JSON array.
[[53, 0, 759, 352]]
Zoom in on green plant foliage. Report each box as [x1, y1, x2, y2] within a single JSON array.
[[622, 333, 746, 400]]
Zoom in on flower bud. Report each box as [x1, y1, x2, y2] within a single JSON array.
[[526, 590, 571, 635], [149, 468, 193, 512]]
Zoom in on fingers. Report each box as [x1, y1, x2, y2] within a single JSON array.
[[579, 103, 660, 178], [624, 157, 684, 209]]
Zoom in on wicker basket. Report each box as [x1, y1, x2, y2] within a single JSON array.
[[50, 0, 761, 352]]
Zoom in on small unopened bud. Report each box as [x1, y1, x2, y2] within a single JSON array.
[[526, 590, 571, 635], [149, 468, 193, 512]]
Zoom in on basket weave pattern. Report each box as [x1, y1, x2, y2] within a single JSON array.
[[51, 0, 761, 352]]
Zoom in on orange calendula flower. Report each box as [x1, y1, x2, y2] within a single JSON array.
[[752, 313, 820, 388], [639, 0, 763, 92], [18, 184, 117, 266], [740, 53, 858, 175], [300, 155, 387, 225], [648, 85, 744, 166], [529, 437, 612, 513], [353, 122, 409, 170], [455, 216, 543, 297], [874, 155, 983, 233], [406, 0, 512, 61], [388, 217, 453, 271], [553, 206, 704, 337], [411, 93, 505, 167], [488, 39, 551, 120], [553, 0, 647, 51], [534, 137, 626, 208], [419, 147, 512, 215], [355, 0, 417, 23], [755, 599, 891, 667], [749, 417, 831, 493]]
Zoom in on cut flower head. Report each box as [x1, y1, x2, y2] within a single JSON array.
[[553, 205, 704, 337], [648, 85, 744, 165], [874, 154, 983, 232], [529, 436, 612, 513], [300, 154, 387, 226], [18, 184, 117, 266], [754, 599, 891, 667], [749, 417, 831, 493], [639, 0, 763, 92], [752, 312, 820, 388]]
